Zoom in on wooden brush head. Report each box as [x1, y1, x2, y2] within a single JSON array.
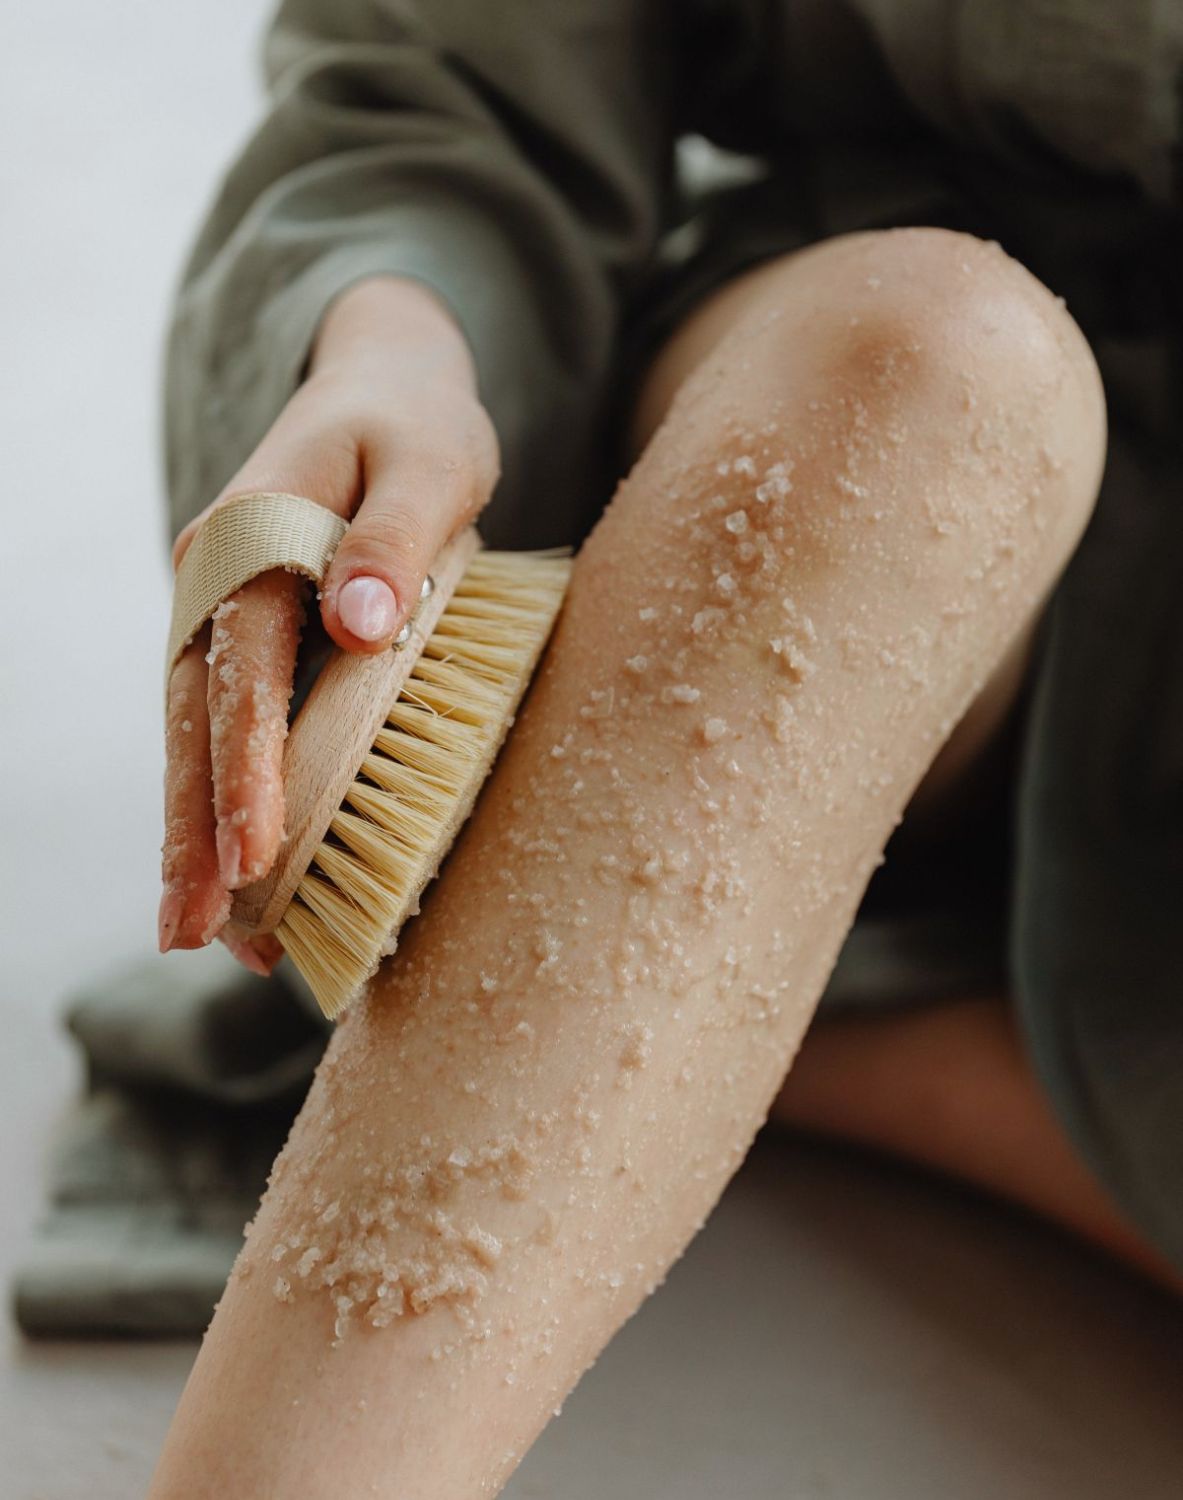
[[269, 543, 572, 1016], [229, 527, 481, 935], [169, 490, 572, 1016]]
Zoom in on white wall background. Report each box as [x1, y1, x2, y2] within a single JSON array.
[[0, 2, 275, 1490], [0, 0, 272, 1024]]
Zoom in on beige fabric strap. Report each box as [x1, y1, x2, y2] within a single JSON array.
[[166, 492, 347, 689]]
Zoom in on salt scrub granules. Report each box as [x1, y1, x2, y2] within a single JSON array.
[[261, 1127, 533, 1343], [701, 718, 728, 745], [252, 390, 969, 1355]]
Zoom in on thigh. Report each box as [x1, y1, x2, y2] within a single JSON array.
[[629, 235, 1055, 831]]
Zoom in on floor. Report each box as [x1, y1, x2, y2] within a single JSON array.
[[2, 3, 1181, 1496]]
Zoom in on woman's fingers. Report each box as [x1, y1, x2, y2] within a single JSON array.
[[160, 360, 498, 966], [206, 570, 307, 889], [160, 630, 231, 950], [320, 402, 499, 652], [159, 580, 304, 955], [179, 387, 359, 919], [219, 922, 286, 978]]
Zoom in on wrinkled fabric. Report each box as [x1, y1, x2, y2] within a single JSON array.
[[13, 946, 325, 1336], [166, 0, 1183, 542]]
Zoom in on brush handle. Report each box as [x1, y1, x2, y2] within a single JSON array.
[[229, 526, 481, 934]]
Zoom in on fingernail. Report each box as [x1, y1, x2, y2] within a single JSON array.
[[158, 887, 184, 953], [337, 576, 400, 643], [216, 821, 242, 887]]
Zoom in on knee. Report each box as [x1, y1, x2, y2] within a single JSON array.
[[732, 227, 1106, 549], [822, 228, 1098, 410]]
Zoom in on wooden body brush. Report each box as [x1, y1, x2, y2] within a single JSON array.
[[167, 491, 571, 1017]]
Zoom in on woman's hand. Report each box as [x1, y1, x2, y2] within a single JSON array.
[[158, 277, 499, 970]]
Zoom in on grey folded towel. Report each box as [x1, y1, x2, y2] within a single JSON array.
[[12, 946, 326, 1338]]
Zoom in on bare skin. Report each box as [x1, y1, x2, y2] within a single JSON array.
[[773, 999, 1183, 1295], [648, 243, 1180, 1294], [148, 228, 1113, 1498], [158, 276, 498, 962]]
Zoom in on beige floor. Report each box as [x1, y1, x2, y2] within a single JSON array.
[[3, 3, 1182, 1496]]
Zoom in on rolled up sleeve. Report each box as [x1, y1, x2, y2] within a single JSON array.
[[164, 0, 674, 544]]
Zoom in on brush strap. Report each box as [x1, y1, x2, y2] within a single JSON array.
[[166, 491, 347, 693]]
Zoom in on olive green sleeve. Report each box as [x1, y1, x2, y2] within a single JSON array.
[[855, 0, 1183, 201], [164, 0, 675, 544]]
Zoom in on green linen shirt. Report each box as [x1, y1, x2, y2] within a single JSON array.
[[164, 0, 1181, 543]]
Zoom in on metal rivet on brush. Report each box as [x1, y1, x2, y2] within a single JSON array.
[[420, 574, 435, 599], [393, 621, 413, 649]]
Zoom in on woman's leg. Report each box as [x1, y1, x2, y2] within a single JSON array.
[[659, 244, 1176, 1293], [148, 228, 1105, 1499], [772, 999, 1183, 1293]]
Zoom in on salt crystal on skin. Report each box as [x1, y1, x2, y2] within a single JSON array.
[[733, 455, 756, 476], [756, 467, 793, 503], [180, 720, 192, 733], [580, 687, 615, 721], [638, 607, 658, 622], [702, 718, 728, 744], [766, 695, 796, 743], [661, 684, 700, 705], [625, 655, 649, 674], [535, 931, 562, 971], [618, 1021, 653, 1072], [724, 510, 748, 535], [463, 1227, 503, 1267], [769, 638, 817, 681], [715, 573, 737, 597], [297, 1247, 323, 1278], [692, 608, 725, 636]]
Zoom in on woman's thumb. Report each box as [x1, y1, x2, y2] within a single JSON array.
[[321, 440, 494, 653]]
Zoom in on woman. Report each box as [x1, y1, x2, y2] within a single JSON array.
[[151, 2, 1182, 1493]]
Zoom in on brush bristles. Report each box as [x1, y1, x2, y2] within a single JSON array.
[[276, 550, 571, 1018]]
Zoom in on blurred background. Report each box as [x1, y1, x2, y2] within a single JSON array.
[[0, 0, 271, 1486], [2, 3, 1183, 1497]]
